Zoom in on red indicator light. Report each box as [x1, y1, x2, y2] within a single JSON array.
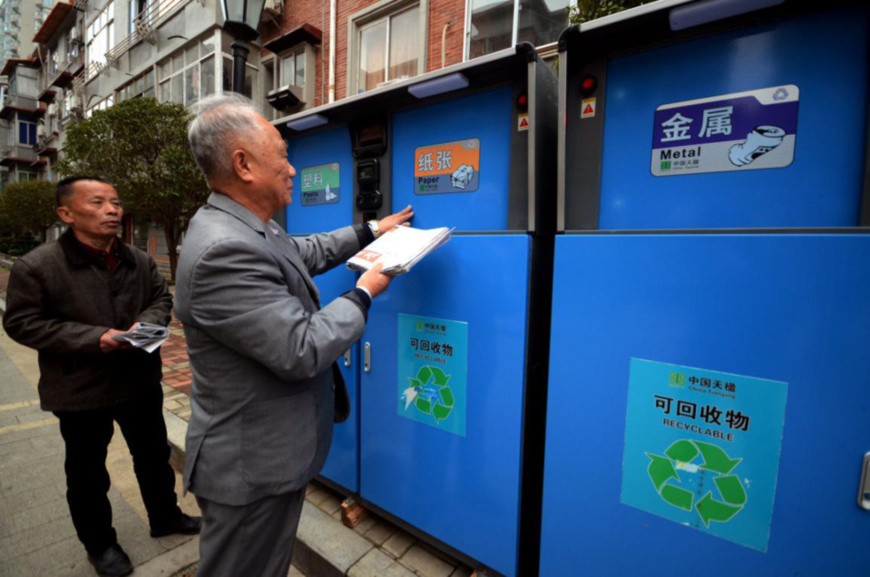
[[516, 93, 528, 111], [580, 75, 598, 96]]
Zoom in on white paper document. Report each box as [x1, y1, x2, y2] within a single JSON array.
[[111, 322, 169, 353], [347, 225, 453, 276]]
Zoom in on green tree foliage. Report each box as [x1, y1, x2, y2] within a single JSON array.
[[568, 0, 649, 25], [0, 180, 58, 242], [58, 97, 209, 280]]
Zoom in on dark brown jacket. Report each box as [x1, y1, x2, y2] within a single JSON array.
[[2, 229, 172, 411]]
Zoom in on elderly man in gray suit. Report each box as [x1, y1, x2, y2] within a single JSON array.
[[176, 93, 413, 576]]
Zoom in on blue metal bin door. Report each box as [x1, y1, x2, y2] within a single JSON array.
[[360, 236, 530, 577], [540, 234, 870, 575], [597, 7, 869, 229], [391, 87, 513, 232], [285, 127, 359, 492]]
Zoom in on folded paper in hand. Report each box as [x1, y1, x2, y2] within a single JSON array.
[[111, 322, 169, 353], [347, 225, 452, 275]]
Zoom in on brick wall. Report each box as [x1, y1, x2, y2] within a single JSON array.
[[261, 0, 467, 105]]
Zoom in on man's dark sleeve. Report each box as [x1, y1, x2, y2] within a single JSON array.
[[2, 260, 105, 354], [135, 256, 173, 326]]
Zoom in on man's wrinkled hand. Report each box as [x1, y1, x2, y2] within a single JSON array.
[[100, 329, 133, 353], [357, 262, 392, 299], [378, 205, 414, 235]]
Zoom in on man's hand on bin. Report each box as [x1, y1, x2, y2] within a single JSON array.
[[378, 205, 414, 234]]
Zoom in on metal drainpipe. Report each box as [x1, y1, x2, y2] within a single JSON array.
[[328, 0, 336, 102]]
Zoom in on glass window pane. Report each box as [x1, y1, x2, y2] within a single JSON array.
[[469, 0, 513, 60], [135, 76, 144, 94], [517, 0, 569, 47], [173, 54, 184, 73], [223, 58, 233, 92], [389, 8, 418, 81], [160, 81, 170, 102], [186, 44, 199, 66], [144, 71, 154, 90], [359, 20, 387, 92], [185, 66, 200, 106], [295, 53, 305, 87], [202, 35, 216, 55], [201, 56, 215, 97], [281, 56, 294, 86], [171, 74, 183, 104]]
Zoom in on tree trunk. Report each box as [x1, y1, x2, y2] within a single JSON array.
[[162, 220, 180, 283]]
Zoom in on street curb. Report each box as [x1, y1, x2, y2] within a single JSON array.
[[162, 409, 373, 576]]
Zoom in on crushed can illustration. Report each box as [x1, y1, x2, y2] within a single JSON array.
[[728, 126, 785, 166]]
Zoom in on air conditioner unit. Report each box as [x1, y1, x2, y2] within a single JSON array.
[[69, 26, 83, 44], [263, 0, 283, 17]]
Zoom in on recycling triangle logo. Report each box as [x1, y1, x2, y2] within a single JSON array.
[[403, 365, 454, 423], [646, 439, 747, 527]]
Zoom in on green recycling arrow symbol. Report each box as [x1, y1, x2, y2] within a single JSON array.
[[405, 365, 454, 423], [646, 439, 748, 526]]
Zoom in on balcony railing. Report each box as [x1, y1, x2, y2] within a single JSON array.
[[38, 52, 85, 95], [80, 0, 192, 84]]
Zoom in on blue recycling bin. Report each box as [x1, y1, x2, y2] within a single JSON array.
[[279, 44, 557, 576], [277, 125, 361, 493], [540, 1, 870, 575]]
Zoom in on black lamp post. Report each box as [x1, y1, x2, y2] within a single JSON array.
[[219, 0, 267, 94]]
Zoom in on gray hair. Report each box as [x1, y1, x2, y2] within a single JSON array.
[[188, 93, 263, 182]]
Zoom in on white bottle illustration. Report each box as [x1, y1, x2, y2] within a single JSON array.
[[728, 126, 785, 167]]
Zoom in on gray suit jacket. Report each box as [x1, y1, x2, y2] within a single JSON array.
[[175, 192, 369, 506]]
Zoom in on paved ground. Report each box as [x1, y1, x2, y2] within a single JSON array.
[[1, 261, 476, 577], [0, 323, 201, 576]]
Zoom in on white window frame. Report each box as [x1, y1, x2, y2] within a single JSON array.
[[157, 34, 219, 107], [86, 1, 115, 69], [463, 0, 575, 61], [347, 0, 428, 96]]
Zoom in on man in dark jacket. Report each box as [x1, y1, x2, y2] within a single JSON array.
[[2, 176, 200, 577]]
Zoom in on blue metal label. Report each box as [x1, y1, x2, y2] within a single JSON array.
[[621, 358, 788, 551], [397, 314, 468, 436], [651, 86, 799, 176], [300, 162, 340, 206]]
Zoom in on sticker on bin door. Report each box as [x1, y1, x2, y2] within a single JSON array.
[[300, 163, 340, 206], [415, 139, 480, 194], [621, 359, 787, 552], [398, 314, 467, 436], [651, 85, 799, 176]]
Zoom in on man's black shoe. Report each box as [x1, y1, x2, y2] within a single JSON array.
[[87, 543, 133, 577], [149, 513, 202, 538]]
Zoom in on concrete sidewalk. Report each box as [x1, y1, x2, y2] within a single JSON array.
[[0, 326, 201, 577]]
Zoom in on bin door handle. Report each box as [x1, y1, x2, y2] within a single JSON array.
[[343, 349, 351, 367], [859, 452, 870, 510], [364, 342, 371, 373]]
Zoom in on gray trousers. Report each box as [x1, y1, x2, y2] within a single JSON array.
[[195, 489, 306, 577]]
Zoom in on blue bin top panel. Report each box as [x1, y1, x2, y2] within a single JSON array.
[[284, 126, 355, 235], [391, 87, 515, 232], [569, 7, 870, 230]]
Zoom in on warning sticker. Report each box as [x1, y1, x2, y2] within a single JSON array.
[[518, 113, 530, 131], [581, 98, 596, 119]]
